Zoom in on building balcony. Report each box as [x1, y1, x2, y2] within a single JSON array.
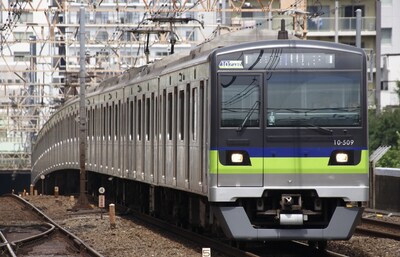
[[306, 17, 376, 37]]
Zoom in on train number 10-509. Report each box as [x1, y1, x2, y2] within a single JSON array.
[[333, 139, 355, 146]]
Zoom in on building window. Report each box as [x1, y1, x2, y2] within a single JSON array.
[[344, 5, 365, 17], [18, 12, 33, 23], [381, 28, 392, 46], [13, 32, 34, 41], [185, 31, 194, 41], [381, 81, 389, 91], [307, 5, 330, 31], [382, 0, 392, 6], [95, 12, 108, 23], [96, 31, 108, 41], [14, 51, 30, 61]]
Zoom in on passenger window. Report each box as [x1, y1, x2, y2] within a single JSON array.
[[192, 87, 198, 141], [179, 90, 184, 140], [167, 92, 172, 140], [137, 99, 142, 141]]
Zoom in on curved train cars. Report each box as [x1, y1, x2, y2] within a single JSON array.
[[32, 31, 368, 245]]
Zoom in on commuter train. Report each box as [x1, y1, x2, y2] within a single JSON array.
[[32, 28, 368, 245]]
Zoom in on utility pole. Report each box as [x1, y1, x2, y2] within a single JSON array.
[[375, 0, 381, 113], [334, 0, 339, 43], [355, 9, 362, 48], [77, 5, 90, 208]]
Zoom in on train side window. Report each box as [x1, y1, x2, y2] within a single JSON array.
[[92, 108, 96, 138], [104, 104, 108, 138], [174, 88, 177, 141], [89, 109, 92, 137], [192, 87, 198, 141], [162, 90, 166, 141], [179, 89, 184, 140], [186, 84, 190, 140], [137, 98, 142, 141], [119, 101, 124, 137], [94, 107, 98, 137], [108, 104, 112, 139], [115, 101, 119, 137], [153, 93, 157, 140], [146, 97, 150, 141], [167, 92, 172, 140], [90, 109, 93, 138], [102, 104, 106, 138], [129, 100, 134, 141]]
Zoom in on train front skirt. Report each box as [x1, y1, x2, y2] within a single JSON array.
[[212, 205, 363, 240]]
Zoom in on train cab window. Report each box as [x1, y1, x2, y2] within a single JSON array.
[[220, 75, 260, 128], [266, 72, 361, 127]]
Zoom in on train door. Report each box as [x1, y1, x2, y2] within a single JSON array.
[[158, 89, 167, 185], [176, 83, 189, 189], [217, 73, 264, 187], [144, 91, 155, 183], [127, 97, 135, 179], [165, 86, 177, 186], [136, 95, 144, 180]]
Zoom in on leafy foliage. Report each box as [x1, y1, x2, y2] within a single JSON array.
[[368, 109, 400, 150], [395, 80, 400, 100], [369, 109, 400, 167]]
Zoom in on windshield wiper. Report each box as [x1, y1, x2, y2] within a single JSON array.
[[302, 121, 333, 135], [237, 101, 260, 132]]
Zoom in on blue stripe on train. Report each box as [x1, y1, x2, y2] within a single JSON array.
[[212, 147, 366, 158]]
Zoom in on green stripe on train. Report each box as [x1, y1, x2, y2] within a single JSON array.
[[209, 150, 369, 174]]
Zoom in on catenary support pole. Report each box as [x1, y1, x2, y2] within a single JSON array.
[[77, 5, 89, 207]]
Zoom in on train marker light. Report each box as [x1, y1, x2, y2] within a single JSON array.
[[335, 152, 348, 163], [231, 153, 244, 163]]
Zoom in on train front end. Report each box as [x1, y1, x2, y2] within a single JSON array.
[[209, 40, 368, 241]]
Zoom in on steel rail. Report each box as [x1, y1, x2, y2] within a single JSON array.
[[0, 230, 17, 257], [293, 241, 350, 257], [128, 209, 259, 257], [5, 194, 104, 257], [356, 217, 400, 241], [10, 223, 55, 248], [129, 208, 350, 257]]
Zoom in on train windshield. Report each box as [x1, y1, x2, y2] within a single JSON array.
[[266, 71, 361, 127], [220, 75, 260, 128]]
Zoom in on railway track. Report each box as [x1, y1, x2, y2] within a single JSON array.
[[0, 194, 103, 257], [126, 208, 348, 257], [356, 217, 400, 240]]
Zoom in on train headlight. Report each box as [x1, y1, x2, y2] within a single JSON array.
[[335, 152, 349, 163], [219, 150, 251, 165], [231, 153, 244, 163]]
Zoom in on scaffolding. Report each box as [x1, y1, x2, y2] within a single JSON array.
[[0, 0, 307, 171]]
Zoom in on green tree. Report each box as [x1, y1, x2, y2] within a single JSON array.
[[395, 80, 400, 100], [376, 132, 400, 168], [368, 109, 400, 151], [369, 108, 400, 168]]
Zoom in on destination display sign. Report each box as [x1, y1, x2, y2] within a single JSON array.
[[242, 52, 336, 69]]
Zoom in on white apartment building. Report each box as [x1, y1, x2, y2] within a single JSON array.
[[380, 0, 400, 109]]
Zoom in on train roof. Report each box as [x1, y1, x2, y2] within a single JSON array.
[[89, 27, 293, 93], [211, 37, 366, 56], [78, 26, 365, 99]]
